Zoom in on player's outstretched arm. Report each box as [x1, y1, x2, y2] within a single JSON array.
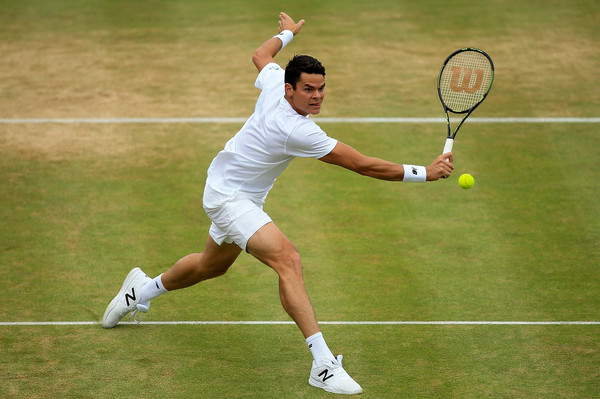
[[319, 142, 454, 181], [252, 12, 305, 72]]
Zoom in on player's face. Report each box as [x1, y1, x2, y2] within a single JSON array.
[[285, 73, 325, 116]]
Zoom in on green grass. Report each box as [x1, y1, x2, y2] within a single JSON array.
[[3, 324, 599, 398], [1, 0, 599, 398]]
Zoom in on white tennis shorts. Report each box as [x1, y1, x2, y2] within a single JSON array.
[[203, 185, 272, 251]]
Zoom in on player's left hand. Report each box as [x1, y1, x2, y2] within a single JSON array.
[[426, 152, 454, 181], [278, 12, 305, 35]]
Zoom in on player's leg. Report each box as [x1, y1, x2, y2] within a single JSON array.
[[246, 222, 362, 395], [136, 234, 241, 307], [246, 222, 319, 338], [102, 234, 241, 328], [160, 235, 242, 290]]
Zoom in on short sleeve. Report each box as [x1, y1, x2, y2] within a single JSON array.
[[255, 63, 285, 91], [285, 121, 338, 159]]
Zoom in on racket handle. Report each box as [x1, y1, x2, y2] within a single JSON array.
[[441, 138, 454, 179], [442, 138, 454, 160]]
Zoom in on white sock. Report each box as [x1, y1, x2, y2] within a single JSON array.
[[306, 332, 336, 364], [138, 274, 168, 309]]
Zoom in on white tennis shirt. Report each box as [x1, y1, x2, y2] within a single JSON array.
[[206, 63, 338, 200]]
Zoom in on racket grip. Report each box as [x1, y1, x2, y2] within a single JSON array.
[[441, 138, 454, 179], [442, 138, 454, 160]]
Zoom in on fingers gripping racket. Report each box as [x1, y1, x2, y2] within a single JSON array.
[[438, 48, 494, 159]]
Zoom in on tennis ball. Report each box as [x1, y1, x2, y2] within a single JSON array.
[[458, 173, 475, 189]]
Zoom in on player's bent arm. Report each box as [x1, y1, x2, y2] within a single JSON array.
[[252, 39, 284, 72], [252, 12, 305, 72]]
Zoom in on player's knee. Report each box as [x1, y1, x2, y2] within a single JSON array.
[[209, 264, 230, 277], [210, 257, 236, 277], [274, 249, 303, 280], [195, 254, 233, 279]]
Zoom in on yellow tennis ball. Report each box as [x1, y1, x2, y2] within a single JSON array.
[[458, 173, 475, 189]]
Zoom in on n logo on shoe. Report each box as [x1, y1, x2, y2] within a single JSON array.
[[125, 288, 136, 306], [318, 369, 334, 382]]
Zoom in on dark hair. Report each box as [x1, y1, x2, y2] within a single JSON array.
[[285, 55, 326, 89]]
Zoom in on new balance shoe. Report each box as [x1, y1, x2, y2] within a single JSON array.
[[309, 355, 363, 395], [102, 267, 152, 328]]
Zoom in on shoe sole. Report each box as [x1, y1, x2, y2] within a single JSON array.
[[309, 377, 363, 395], [101, 267, 142, 328]]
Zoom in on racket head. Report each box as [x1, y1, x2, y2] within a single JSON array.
[[437, 48, 494, 114]]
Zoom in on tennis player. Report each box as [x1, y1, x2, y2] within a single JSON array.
[[102, 12, 453, 395]]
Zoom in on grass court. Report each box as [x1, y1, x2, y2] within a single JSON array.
[[1, 0, 599, 397]]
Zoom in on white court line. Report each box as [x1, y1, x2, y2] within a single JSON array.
[[1, 320, 599, 326], [0, 117, 599, 124]]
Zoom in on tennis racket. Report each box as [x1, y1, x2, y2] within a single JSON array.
[[438, 48, 494, 159]]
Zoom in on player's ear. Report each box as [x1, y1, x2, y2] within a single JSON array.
[[284, 82, 294, 97]]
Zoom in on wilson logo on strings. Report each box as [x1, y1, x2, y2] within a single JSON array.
[[450, 67, 484, 94]]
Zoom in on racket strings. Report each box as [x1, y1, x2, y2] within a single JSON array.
[[439, 51, 492, 113]]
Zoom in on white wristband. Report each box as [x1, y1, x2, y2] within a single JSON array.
[[402, 165, 427, 182], [273, 30, 293, 49]]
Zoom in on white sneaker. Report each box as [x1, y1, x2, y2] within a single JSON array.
[[309, 355, 363, 395], [102, 267, 152, 328]]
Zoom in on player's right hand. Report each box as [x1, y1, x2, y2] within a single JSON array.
[[426, 152, 454, 181]]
